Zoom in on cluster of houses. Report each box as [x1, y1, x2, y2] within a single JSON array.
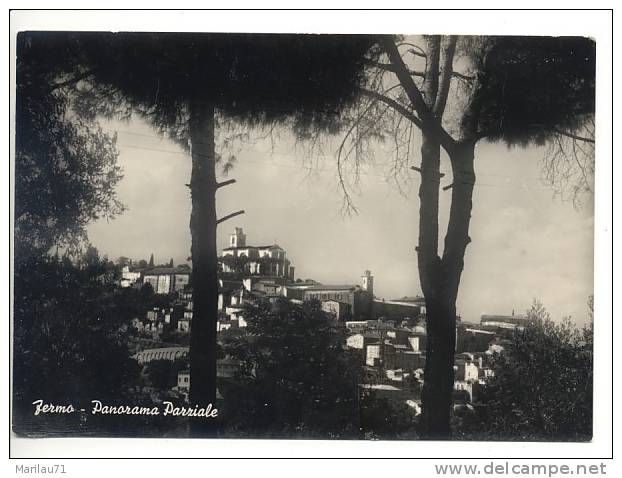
[[126, 228, 388, 338], [120, 264, 191, 294], [342, 311, 527, 413], [124, 227, 527, 412]]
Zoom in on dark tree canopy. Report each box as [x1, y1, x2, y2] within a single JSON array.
[[15, 33, 124, 257], [457, 302, 593, 441], [17, 31, 379, 143], [220, 298, 362, 438], [476, 36, 596, 146], [12, 254, 141, 413]]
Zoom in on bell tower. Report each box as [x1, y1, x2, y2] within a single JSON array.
[[230, 227, 246, 248], [361, 270, 374, 295]]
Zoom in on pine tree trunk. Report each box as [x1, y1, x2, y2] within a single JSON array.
[[420, 299, 456, 438], [380, 33, 477, 438], [188, 100, 218, 435], [419, 137, 476, 439]]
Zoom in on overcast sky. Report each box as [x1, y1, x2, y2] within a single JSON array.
[[87, 116, 594, 326]]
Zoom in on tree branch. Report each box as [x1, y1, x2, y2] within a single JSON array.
[[367, 60, 426, 78], [398, 42, 426, 55], [381, 35, 458, 154], [49, 70, 96, 92], [334, 93, 395, 215], [411, 165, 445, 179], [381, 36, 432, 122], [359, 88, 424, 130], [423, 36, 441, 109], [452, 71, 475, 82], [217, 210, 245, 225], [216, 178, 237, 189], [433, 36, 458, 117], [571, 137, 592, 191], [552, 128, 595, 144]]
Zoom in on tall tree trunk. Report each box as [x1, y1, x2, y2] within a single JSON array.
[[381, 33, 476, 439], [188, 100, 218, 435], [419, 138, 476, 439], [417, 128, 448, 438], [442, 141, 476, 306]]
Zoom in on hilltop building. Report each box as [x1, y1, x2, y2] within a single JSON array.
[[220, 228, 295, 279], [480, 311, 528, 331], [120, 265, 142, 288], [143, 266, 191, 294], [372, 295, 425, 322], [282, 270, 375, 320]]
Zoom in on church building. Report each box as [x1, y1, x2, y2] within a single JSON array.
[[220, 227, 295, 280]]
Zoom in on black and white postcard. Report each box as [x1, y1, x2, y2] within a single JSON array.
[[8, 9, 613, 464]]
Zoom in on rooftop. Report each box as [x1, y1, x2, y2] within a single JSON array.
[[222, 244, 283, 251], [480, 314, 527, 324], [374, 298, 421, 307], [359, 384, 402, 391], [219, 279, 243, 293], [305, 285, 360, 292], [389, 296, 426, 304], [143, 267, 191, 275]]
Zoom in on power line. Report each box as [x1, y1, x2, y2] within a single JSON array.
[[113, 127, 547, 181], [116, 141, 551, 188]]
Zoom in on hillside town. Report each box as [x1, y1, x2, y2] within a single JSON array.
[[12, 23, 598, 450], [114, 227, 528, 417]]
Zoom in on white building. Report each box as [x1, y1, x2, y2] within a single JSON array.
[[408, 335, 423, 352], [366, 344, 382, 367], [454, 380, 474, 401], [321, 300, 349, 320], [143, 266, 191, 294], [178, 318, 191, 333], [346, 334, 365, 349], [480, 312, 528, 331], [217, 321, 233, 332], [120, 266, 141, 288], [405, 400, 422, 415], [220, 228, 294, 279], [345, 321, 368, 333], [177, 370, 190, 392], [386, 369, 407, 382]]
